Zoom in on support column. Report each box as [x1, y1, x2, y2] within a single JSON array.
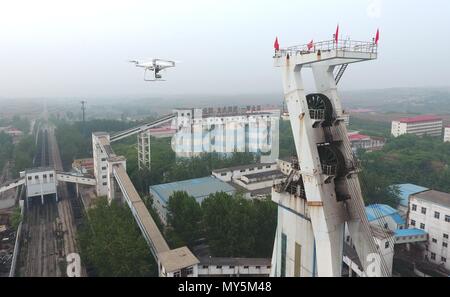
[[280, 63, 345, 277]]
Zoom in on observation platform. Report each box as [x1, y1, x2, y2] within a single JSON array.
[[274, 39, 378, 67]]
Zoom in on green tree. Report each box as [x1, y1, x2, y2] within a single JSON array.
[[77, 198, 156, 277], [166, 191, 203, 248]]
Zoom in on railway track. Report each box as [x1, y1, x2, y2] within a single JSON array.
[[18, 125, 84, 277]]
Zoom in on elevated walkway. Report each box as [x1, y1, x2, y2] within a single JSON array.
[[110, 114, 175, 142], [56, 173, 96, 186], [0, 178, 25, 195]]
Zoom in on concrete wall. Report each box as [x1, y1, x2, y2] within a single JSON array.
[[409, 196, 450, 270]]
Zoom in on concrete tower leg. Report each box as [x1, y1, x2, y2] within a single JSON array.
[[279, 64, 345, 277]]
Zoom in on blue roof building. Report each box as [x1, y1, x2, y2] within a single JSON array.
[[392, 183, 429, 208], [150, 176, 236, 225], [365, 204, 406, 230]]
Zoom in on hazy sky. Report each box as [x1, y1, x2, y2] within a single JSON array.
[[1, 0, 449, 99]]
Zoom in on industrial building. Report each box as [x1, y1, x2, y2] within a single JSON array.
[[393, 183, 429, 216], [172, 107, 280, 163], [149, 176, 236, 225], [347, 132, 385, 152], [408, 190, 450, 271], [212, 163, 284, 199], [366, 204, 406, 230], [197, 257, 271, 277], [444, 126, 450, 143], [391, 115, 443, 138]]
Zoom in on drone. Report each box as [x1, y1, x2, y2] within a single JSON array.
[[129, 58, 176, 81]]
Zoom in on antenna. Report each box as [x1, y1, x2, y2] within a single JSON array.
[[80, 100, 87, 124]]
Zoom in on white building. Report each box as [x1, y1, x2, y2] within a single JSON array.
[[408, 190, 450, 270], [348, 132, 385, 152], [197, 257, 271, 277], [24, 167, 58, 205], [172, 107, 280, 162], [391, 115, 443, 138], [212, 163, 284, 199], [444, 127, 450, 143]]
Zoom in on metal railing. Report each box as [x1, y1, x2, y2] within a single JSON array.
[[322, 164, 337, 176], [276, 39, 377, 57], [309, 109, 325, 120]]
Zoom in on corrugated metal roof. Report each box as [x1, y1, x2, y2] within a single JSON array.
[[150, 177, 236, 204], [393, 184, 429, 207], [365, 204, 405, 226], [395, 228, 427, 237]]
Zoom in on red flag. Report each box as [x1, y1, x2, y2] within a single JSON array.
[[375, 28, 380, 45], [274, 37, 280, 51], [335, 24, 339, 43], [307, 40, 314, 50]]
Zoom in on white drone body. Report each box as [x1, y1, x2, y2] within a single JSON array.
[[129, 58, 176, 81]]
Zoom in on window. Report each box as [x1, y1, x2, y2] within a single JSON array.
[[255, 266, 261, 269], [281, 233, 287, 277], [173, 271, 181, 277], [257, 166, 263, 170], [240, 170, 246, 173], [443, 242, 448, 248], [410, 220, 416, 226], [266, 166, 271, 169], [28, 176, 32, 181], [432, 238, 437, 243], [102, 182, 107, 186], [421, 207, 427, 215], [444, 233, 449, 239], [35, 175, 39, 180], [101, 167, 107, 170], [445, 215, 450, 223], [385, 242, 390, 249], [221, 173, 227, 176], [420, 223, 425, 230], [229, 266, 235, 269], [216, 265, 222, 269], [412, 204, 417, 211], [442, 257, 447, 263], [431, 253, 436, 260], [49, 173, 53, 178], [384, 223, 388, 229], [43, 174, 47, 179], [102, 175, 107, 179], [202, 265, 208, 269], [346, 236, 350, 242], [435, 212, 440, 219], [243, 266, 249, 269], [101, 158, 106, 162]]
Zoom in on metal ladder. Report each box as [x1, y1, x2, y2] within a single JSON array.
[[335, 64, 348, 85]]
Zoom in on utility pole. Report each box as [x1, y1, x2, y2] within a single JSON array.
[[80, 100, 87, 135]]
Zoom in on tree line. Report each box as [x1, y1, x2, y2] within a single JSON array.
[[166, 191, 277, 259]]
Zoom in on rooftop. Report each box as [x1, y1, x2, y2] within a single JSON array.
[[198, 257, 271, 267], [212, 163, 276, 174], [159, 247, 200, 273], [365, 204, 405, 225], [395, 228, 427, 238], [393, 184, 429, 207], [411, 190, 450, 209], [242, 170, 285, 181], [150, 176, 236, 204], [348, 133, 370, 141], [397, 115, 442, 124]]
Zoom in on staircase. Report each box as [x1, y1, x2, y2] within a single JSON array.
[[335, 64, 348, 85]]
